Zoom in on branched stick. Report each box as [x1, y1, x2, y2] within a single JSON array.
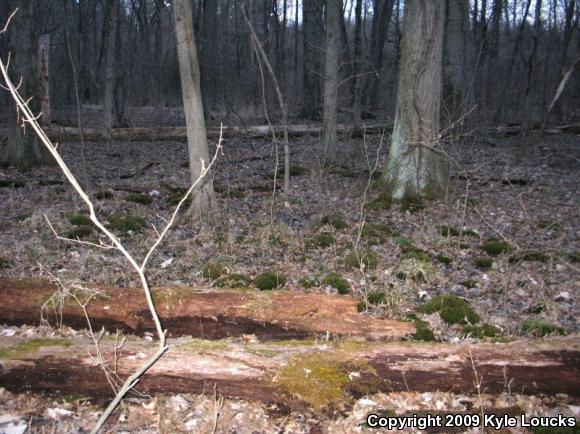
[[0, 14, 222, 431]]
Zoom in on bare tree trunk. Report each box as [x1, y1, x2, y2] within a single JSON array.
[[382, 0, 446, 200], [37, 34, 50, 126], [101, 0, 118, 141], [351, 0, 363, 132], [301, 0, 323, 119], [3, 0, 53, 169], [173, 0, 216, 215], [323, 0, 341, 166]]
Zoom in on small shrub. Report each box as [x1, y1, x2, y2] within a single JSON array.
[[202, 261, 226, 279], [65, 225, 93, 239], [522, 319, 565, 337], [528, 300, 547, 315], [366, 291, 386, 305], [254, 271, 287, 290], [67, 213, 92, 226], [305, 233, 335, 249], [407, 315, 435, 341], [395, 236, 414, 251], [475, 257, 493, 269], [461, 323, 502, 339], [299, 276, 318, 289], [95, 190, 113, 200], [419, 295, 480, 325], [321, 272, 350, 294], [345, 250, 378, 270], [126, 193, 152, 205], [435, 254, 452, 265], [509, 251, 549, 263], [320, 214, 347, 230], [481, 238, 511, 256], [360, 222, 398, 244], [399, 195, 424, 213], [107, 214, 146, 233], [215, 273, 253, 289]]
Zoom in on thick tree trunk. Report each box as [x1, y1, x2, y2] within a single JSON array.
[[0, 278, 414, 341], [323, 0, 341, 165], [173, 0, 215, 215], [2, 0, 53, 169], [301, 0, 323, 119], [37, 34, 51, 126], [101, 0, 118, 141], [351, 0, 364, 132], [382, 0, 446, 200], [1, 334, 578, 409]]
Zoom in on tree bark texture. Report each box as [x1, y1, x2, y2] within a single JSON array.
[[323, 0, 341, 165], [101, 0, 118, 141], [301, 0, 324, 119]]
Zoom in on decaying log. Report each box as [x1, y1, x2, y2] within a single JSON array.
[[0, 279, 415, 341], [0, 334, 578, 409]]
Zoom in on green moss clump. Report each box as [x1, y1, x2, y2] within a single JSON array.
[[436, 254, 452, 265], [439, 225, 461, 237], [461, 279, 479, 289], [399, 195, 425, 213], [322, 272, 350, 294], [360, 223, 398, 244], [345, 250, 378, 270], [215, 273, 253, 289], [320, 214, 347, 230], [419, 295, 480, 325], [94, 190, 113, 200], [67, 213, 92, 226], [475, 257, 493, 269], [202, 261, 226, 279], [528, 300, 547, 315], [407, 316, 435, 341], [0, 338, 71, 359], [367, 291, 386, 305], [402, 250, 431, 262], [566, 251, 580, 263], [522, 319, 565, 337], [481, 238, 511, 256], [177, 338, 230, 352], [255, 271, 287, 290], [107, 214, 146, 233], [0, 256, 10, 269], [306, 233, 335, 249], [357, 301, 366, 312], [509, 251, 549, 263], [125, 192, 152, 205], [65, 225, 94, 239], [462, 323, 502, 339], [299, 276, 318, 289]]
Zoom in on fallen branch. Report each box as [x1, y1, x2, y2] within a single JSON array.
[[0, 278, 415, 341]]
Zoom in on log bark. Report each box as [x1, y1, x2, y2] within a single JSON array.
[[0, 279, 414, 341], [0, 334, 578, 409]]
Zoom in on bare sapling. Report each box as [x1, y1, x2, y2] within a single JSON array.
[[0, 9, 222, 433]]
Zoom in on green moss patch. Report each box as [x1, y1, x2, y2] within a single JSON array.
[[0, 338, 71, 360], [345, 250, 378, 270], [481, 238, 511, 256], [0, 256, 10, 269], [367, 291, 386, 306], [215, 273, 253, 289], [107, 214, 146, 233], [565, 251, 579, 263], [176, 338, 230, 352], [402, 250, 431, 263], [305, 233, 335, 249], [67, 213, 92, 226], [528, 300, 547, 315], [509, 251, 549, 263], [95, 190, 113, 200], [125, 193, 152, 205], [461, 323, 502, 339], [407, 315, 435, 341], [299, 276, 318, 289], [522, 319, 565, 337], [320, 214, 347, 230], [65, 225, 94, 239], [321, 272, 350, 294], [461, 279, 479, 289], [475, 257, 493, 269], [255, 271, 287, 290], [202, 261, 226, 279], [435, 254, 452, 265], [399, 195, 425, 213], [360, 223, 398, 244], [419, 295, 480, 325], [396, 258, 435, 283]]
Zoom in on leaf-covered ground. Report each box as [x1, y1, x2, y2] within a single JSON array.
[[0, 130, 579, 432]]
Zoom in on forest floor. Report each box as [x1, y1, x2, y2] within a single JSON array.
[[0, 130, 579, 432]]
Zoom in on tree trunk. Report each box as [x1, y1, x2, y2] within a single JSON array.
[[351, 0, 363, 132], [381, 0, 446, 200], [173, 0, 215, 215], [323, 0, 341, 165], [1, 334, 578, 410], [101, 0, 118, 141], [200, 0, 218, 116], [37, 34, 51, 126], [301, 0, 323, 119], [3, 0, 53, 169]]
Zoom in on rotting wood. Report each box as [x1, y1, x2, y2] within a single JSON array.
[[0, 278, 414, 341], [0, 334, 578, 409]]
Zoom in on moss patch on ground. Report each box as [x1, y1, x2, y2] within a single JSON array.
[[475, 257, 494, 269], [215, 273, 253, 289], [305, 233, 336, 249], [125, 192, 152, 205], [435, 254, 452, 265], [94, 190, 113, 200], [254, 271, 287, 290], [320, 214, 347, 230], [107, 214, 145, 233], [0, 338, 71, 360], [509, 251, 549, 263], [360, 222, 398, 244], [345, 250, 378, 270], [67, 213, 92, 226], [396, 258, 435, 283], [176, 339, 230, 352], [522, 319, 565, 337], [481, 238, 511, 256], [202, 261, 226, 279], [321, 272, 350, 294], [0, 256, 11, 269], [419, 295, 480, 325], [365, 192, 392, 211], [65, 225, 94, 239], [462, 323, 502, 339]]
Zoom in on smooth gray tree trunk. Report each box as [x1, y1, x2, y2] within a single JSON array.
[[382, 0, 446, 200], [323, 0, 341, 165], [173, 0, 215, 215], [101, 0, 118, 141]]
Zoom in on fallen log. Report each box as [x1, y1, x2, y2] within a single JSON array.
[[0, 278, 414, 341], [0, 334, 578, 410]]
